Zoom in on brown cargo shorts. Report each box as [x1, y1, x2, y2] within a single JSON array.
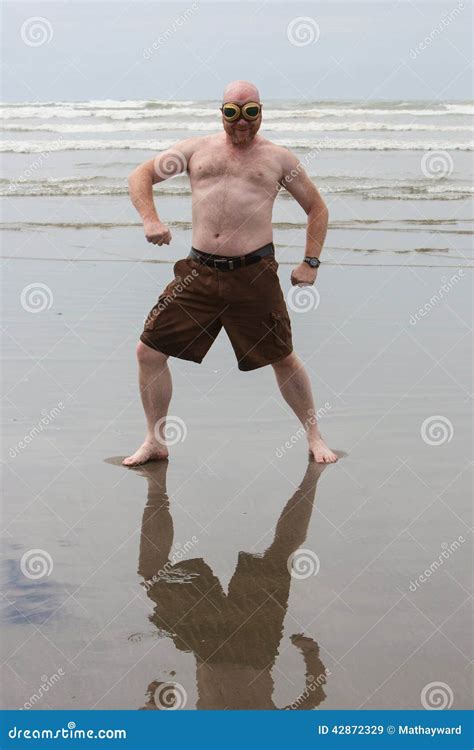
[[140, 244, 293, 371]]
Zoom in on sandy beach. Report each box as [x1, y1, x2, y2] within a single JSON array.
[[1, 94, 473, 712], [1, 243, 472, 709]]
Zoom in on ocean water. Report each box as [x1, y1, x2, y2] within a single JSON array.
[[1, 99, 473, 266], [2, 101, 472, 711]]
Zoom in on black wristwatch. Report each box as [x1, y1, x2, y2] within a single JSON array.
[[303, 256, 321, 269]]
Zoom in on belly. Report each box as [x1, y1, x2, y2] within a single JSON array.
[[190, 177, 276, 254]]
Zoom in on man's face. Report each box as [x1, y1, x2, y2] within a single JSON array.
[[221, 99, 262, 145]]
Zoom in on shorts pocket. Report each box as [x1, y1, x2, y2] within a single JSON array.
[[270, 309, 292, 349], [262, 255, 279, 273], [173, 258, 187, 277]]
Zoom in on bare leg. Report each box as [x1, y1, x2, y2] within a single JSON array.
[[272, 352, 337, 463], [123, 342, 173, 466]]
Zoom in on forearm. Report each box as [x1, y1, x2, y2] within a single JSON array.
[[305, 204, 328, 259], [128, 167, 160, 223]]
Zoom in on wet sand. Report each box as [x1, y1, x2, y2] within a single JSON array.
[[1, 255, 472, 710]]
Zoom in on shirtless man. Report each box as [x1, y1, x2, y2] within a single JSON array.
[[124, 80, 337, 465]]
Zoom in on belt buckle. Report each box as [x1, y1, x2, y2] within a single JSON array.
[[213, 257, 232, 270]]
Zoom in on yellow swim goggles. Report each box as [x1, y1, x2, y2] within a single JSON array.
[[220, 101, 262, 122]]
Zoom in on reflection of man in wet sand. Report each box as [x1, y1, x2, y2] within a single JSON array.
[[124, 79, 337, 467], [135, 460, 328, 710]]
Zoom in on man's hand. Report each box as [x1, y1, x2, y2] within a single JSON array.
[[143, 219, 172, 246], [291, 261, 318, 286]]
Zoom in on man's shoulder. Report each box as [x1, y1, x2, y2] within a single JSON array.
[[188, 132, 222, 149], [177, 132, 221, 158], [257, 136, 292, 159]]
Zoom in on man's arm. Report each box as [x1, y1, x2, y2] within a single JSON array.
[[128, 138, 198, 246], [279, 149, 329, 261]]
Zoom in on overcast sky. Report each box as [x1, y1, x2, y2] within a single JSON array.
[[1, 1, 472, 102]]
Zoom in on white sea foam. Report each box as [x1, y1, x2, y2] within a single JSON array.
[[0, 99, 195, 109], [3, 175, 472, 200], [2, 138, 472, 153], [1, 102, 472, 121], [2, 120, 471, 134], [0, 106, 214, 120], [0, 139, 175, 153]]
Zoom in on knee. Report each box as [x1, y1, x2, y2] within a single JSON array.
[[136, 341, 169, 367], [272, 351, 299, 371]]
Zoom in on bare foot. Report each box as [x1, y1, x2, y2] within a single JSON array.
[[122, 438, 169, 467], [308, 436, 338, 463]]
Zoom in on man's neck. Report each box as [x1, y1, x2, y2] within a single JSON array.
[[224, 133, 258, 150]]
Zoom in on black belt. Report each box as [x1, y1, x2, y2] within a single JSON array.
[[189, 242, 274, 271]]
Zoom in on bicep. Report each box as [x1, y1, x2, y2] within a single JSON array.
[[279, 151, 326, 214], [143, 138, 197, 184]]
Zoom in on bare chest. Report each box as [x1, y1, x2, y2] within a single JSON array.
[[189, 150, 281, 194]]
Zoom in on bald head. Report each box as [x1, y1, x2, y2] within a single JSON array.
[[222, 80, 260, 104], [220, 80, 262, 146]]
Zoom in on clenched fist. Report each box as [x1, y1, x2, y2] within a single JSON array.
[[290, 261, 318, 286], [143, 219, 172, 246]]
